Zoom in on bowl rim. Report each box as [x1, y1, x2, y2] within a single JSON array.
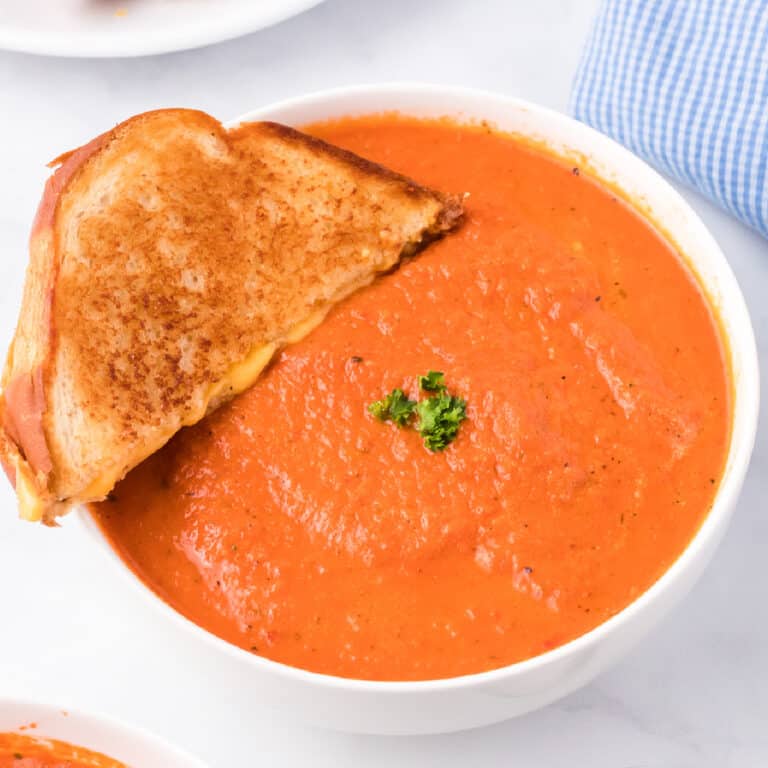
[[0, 696, 206, 767], [77, 82, 760, 693]]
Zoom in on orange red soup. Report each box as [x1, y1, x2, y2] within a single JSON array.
[[95, 116, 730, 681], [0, 733, 125, 768]]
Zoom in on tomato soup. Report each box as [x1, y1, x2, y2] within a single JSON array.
[[95, 116, 730, 681], [0, 733, 125, 768]]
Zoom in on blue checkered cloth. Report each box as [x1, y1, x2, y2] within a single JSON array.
[[571, 0, 768, 238]]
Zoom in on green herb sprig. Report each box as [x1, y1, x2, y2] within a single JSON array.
[[418, 370, 446, 392], [416, 390, 467, 451], [368, 370, 468, 452], [367, 388, 417, 427]]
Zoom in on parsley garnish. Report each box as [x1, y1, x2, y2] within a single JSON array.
[[416, 390, 467, 451], [418, 370, 446, 392], [367, 371, 468, 451], [368, 388, 417, 427]]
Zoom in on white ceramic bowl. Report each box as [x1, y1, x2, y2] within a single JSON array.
[[0, 699, 205, 767], [79, 84, 759, 735]]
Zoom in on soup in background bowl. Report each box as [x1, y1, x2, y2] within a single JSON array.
[[0, 700, 205, 768], [78, 84, 759, 734]]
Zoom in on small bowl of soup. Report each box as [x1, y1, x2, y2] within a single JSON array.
[[80, 84, 759, 734], [0, 699, 205, 767]]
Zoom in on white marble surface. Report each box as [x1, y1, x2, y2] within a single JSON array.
[[0, 1, 766, 765]]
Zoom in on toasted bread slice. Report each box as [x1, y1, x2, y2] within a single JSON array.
[[0, 109, 463, 523]]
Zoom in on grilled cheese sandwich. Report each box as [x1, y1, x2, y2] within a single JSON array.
[[0, 108, 463, 523]]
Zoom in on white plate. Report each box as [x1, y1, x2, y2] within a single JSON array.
[[0, 699, 206, 767], [0, 0, 324, 58]]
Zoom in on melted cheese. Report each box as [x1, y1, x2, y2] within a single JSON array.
[[203, 342, 278, 415], [16, 464, 44, 522], [81, 467, 127, 500]]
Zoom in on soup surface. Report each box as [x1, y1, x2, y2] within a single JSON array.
[[0, 732, 125, 768], [96, 116, 730, 681]]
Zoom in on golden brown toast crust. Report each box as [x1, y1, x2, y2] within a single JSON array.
[[252, 121, 463, 229], [0, 109, 463, 523]]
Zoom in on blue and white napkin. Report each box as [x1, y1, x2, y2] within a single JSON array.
[[571, 0, 768, 239]]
